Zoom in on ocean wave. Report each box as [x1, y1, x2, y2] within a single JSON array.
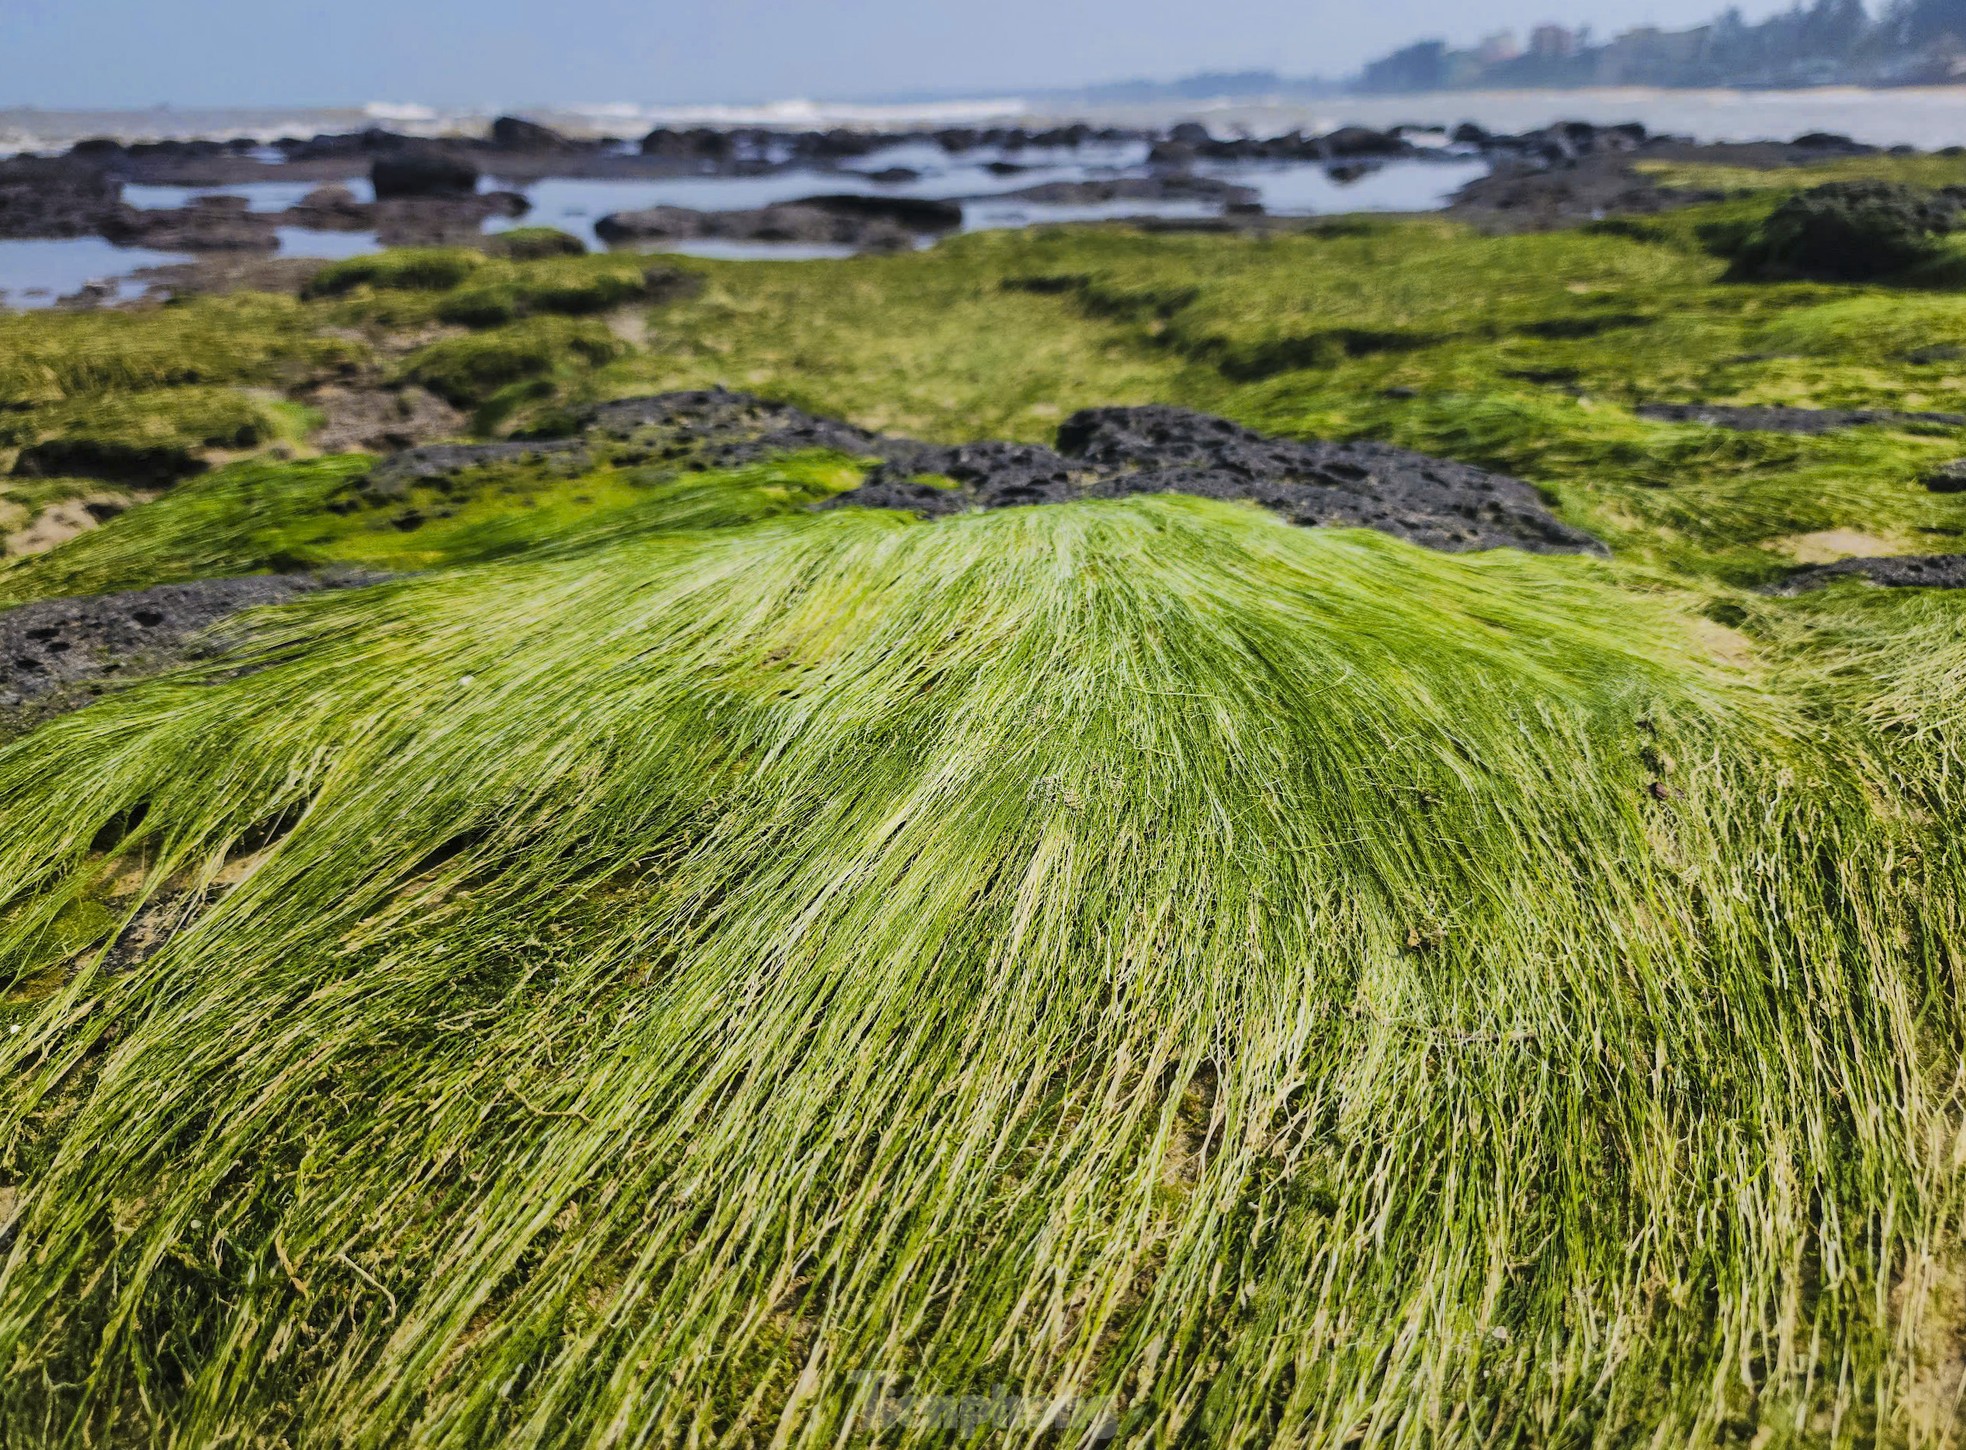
[[596, 97, 1032, 128], [362, 102, 448, 125]]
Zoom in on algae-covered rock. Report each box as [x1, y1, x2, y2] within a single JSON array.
[[1731, 181, 1959, 280], [1922, 459, 1966, 492], [399, 317, 626, 406], [484, 226, 587, 260], [301, 247, 487, 298]]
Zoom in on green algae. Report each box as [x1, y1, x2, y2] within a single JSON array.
[[0, 498, 1958, 1445], [6, 199, 1966, 589], [397, 315, 627, 415], [1, 189, 1966, 1446], [0, 450, 866, 606], [483, 226, 588, 261], [301, 247, 489, 298], [3, 385, 273, 486], [0, 294, 362, 406]]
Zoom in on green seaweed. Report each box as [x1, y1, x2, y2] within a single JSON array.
[[0, 187, 1965, 1446]]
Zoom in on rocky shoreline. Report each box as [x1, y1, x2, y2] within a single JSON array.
[[0, 112, 1918, 276]]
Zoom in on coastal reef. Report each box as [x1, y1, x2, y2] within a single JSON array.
[[4, 145, 1966, 1449]]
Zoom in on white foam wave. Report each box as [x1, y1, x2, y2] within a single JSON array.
[[597, 97, 1032, 129], [362, 102, 446, 124]]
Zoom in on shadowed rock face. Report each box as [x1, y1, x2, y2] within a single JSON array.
[[366, 389, 1605, 556], [1771, 554, 1966, 594]]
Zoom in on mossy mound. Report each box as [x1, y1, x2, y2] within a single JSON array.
[[483, 225, 587, 260], [301, 247, 489, 298], [4, 498, 1943, 1446], [1728, 179, 1960, 280], [398, 316, 627, 409], [3, 386, 271, 487]]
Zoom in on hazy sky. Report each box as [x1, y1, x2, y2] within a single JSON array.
[[4, 0, 1802, 109]]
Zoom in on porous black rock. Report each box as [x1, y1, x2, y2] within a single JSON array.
[[0, 574, 382, 731], [0, 156, 122, 240], [1636, 403, 1966, 434], [353, 390, 1602, 555], [1771, 555, 1966, 594]]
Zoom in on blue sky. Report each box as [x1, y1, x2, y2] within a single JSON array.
[[3, 0, 1801, 108]]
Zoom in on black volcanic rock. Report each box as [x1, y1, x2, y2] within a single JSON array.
[[1317, 126, 1410, 159], [788, 193, 964, 231], [355, 390, 1602, 556], [0, 575, 383, 732], [980, 176, 1258, 208], [1771, 555, 1966, 593], [1636, 403, 1966, 433], [0, 157, 122, 240], [101, 194, 278, 252], [595, 194, 960, 250], [371, 147, 482, 199], [489, 116, 576, 151]]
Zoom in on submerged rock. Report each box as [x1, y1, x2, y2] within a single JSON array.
[[977, 176, 1260, 208], [101, 194, 279, 252], [371, 192, 530, 248], [283, 185, 373, 232]]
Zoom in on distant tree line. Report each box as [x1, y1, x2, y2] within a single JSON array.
[[1356, 0, 1966, 92]]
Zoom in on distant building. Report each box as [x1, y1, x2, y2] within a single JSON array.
[[1594, 24, 1714, 84], [1529, 24, 1580, 58], [1349, 0, 1963, 95]]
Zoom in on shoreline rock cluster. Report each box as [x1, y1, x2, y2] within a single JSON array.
[[0, 114, 1922, 263]]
